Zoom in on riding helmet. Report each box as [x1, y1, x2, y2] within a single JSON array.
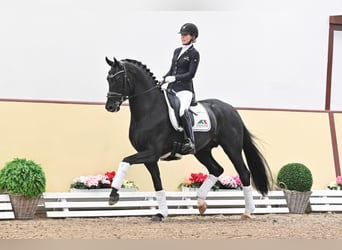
[[179, 23, 199, 38]]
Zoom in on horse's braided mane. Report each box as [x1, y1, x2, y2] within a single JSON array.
[[123, 59, 158, 84]]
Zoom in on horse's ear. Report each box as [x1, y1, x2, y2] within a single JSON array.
[[113, 57, 119, 65], [105, 56, 113, 66]]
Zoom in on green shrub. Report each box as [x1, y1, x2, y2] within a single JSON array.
[[276, 163, 313, 192], [0, 158, 46, 198]]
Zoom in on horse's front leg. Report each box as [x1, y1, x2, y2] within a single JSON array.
[[108, 161, 130, 205], [108, 150, 161, 211], [144, 162, 168, 222]]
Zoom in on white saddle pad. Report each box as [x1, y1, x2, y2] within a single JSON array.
[[190, 103, 211, 132]]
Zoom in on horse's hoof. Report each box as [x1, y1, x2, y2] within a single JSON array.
[[151, 213, 164, 222], [198, 202, 207, 215], [241, 213, 254, 220], [108, 188, 119, 205], [108, 196, 119, 205]]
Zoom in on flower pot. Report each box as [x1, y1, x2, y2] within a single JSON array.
[[181, 187, 199, 192], [283, 189, 312, 214], [217, 189, 240, 192], [9, 194, 41, 220], [119, 188, 137, 192], [70, 188, 137, 192], [70, 188, 112, 192]]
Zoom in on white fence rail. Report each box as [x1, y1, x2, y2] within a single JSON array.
[[2, 190, 342, 219], [43, 190, 289, 218], [0, 194, 15, 219], [309, 190, 342, 212]]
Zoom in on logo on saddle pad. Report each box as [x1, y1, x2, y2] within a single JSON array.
[[191, 106, 211, 132], [196, 119, 208, 126]]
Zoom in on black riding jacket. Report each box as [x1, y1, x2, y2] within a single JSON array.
[[164, 45, 200, 93]]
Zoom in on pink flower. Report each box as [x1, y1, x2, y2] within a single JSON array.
[[100, 175, 111, 185], [233, 175, 242, 186], [217, 175, 243, 189], [71, 170, 136, 190], [84, 175, 103, 188], [218, 175, 237, 188], [336, 176, 342, 186]]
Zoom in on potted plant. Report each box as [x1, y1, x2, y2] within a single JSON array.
[[70, 171, 115, 191], [216, 175, 243, 190], [276, 162, 313, 213], [178, 172, 213, 191], [0, 157, 46, 219], [120, 180, 139, 191], [70, 171, 138, 192]]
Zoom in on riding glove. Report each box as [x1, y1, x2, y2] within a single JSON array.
[[164, 76, 176, 83], [160, 82, 169, 90]]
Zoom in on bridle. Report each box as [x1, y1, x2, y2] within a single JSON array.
[[106, 61, 160, 103], [107, 69, 128, 103]]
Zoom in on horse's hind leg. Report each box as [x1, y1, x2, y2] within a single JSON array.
[[220, 142, 255, 219], [194, 149, 224, 214]]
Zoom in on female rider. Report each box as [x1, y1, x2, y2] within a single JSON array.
[[163, 23, 200, 154]]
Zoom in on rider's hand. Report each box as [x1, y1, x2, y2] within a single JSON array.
[[160, 82, 169, 90], [164, 76, 176, 83]]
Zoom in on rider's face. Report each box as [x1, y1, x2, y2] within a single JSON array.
[[181, 34, 192, 45]]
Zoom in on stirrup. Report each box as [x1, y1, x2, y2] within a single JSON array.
[[181, 139, 195, 154]]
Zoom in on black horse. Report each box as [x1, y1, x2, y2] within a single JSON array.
[[105, 57, 272, 221]]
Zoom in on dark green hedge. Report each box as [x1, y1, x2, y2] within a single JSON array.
[[276, 163, 313, 192], [0, 158, 46, 198]]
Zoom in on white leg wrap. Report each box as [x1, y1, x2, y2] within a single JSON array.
[[111, 162, 130, 190], [196, 174, 218, 200], [155, 190, 168, 218], [243, 185, 255, 214], [197, 198, 206, 207]]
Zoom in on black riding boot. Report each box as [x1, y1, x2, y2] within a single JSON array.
[[180, 111, 195, 154]]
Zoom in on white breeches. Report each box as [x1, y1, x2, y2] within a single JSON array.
[[175, 90, 193, 117]]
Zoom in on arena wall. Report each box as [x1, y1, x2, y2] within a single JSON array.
[[0, 101, 340, 192]]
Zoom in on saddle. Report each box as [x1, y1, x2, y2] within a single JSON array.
[[164, 88, 196, 129]]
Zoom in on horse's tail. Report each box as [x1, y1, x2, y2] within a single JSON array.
[[243, 125, 272, 196]]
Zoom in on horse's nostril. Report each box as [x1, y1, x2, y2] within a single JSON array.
[[105, 103, 113, 111]]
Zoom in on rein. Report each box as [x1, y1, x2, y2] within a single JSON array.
[[107, 85, 159, 101], [129, 84, 159, 99]]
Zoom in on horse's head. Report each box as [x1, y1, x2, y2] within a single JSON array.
[[105, 57, 129, 112]]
